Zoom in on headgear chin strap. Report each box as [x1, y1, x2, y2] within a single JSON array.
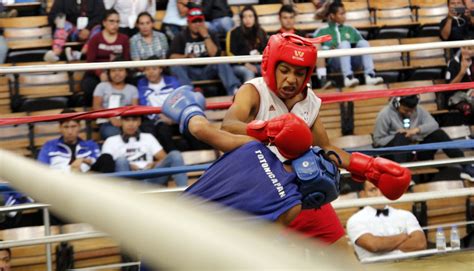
[[261, 33, 332, 95]]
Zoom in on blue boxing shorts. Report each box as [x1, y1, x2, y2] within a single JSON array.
[[184, 141, 301, 221]]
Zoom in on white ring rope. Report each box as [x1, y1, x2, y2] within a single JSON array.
[[0, 149, 355, 270], [332, 187, 474, 209], [0, 40, 473, 74]]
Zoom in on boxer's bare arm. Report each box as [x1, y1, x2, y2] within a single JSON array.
[[276, 204, 302, 226], [221, 84, 260, 135], [311, 116, 351, 168], [189, 116, 254, 153]]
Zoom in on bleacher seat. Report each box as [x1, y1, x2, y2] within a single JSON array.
[[368, 39, 405, 82], [0, 76, 12, 114], [401, 37, 446, 80], [412, 0, 448, 37], [412, 181, 471, 245], [343, 1, 373, 29], [370, 0, 418, 38], [342, 84, 389, 135], [253, 4, 282, 33], [0, 16, 52, 61]]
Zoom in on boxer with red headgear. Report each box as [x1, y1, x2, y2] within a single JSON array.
[[222, 33, 411, 248]]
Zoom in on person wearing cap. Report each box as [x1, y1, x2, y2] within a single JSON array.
[[221, 33, 411, 250], [168, 7, 241, 96], [101, 115, 189, 187], [373, 95, 474, 181]]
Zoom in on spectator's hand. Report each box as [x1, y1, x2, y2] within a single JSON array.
[[143, 162, 155, 170], [245, 63, 258, 74], [159, 113, 174, 125], [461, 56, 472, 72], [100, 72, 108, 82], [78, 29, 90, 40], [110, 117, 121, 127], [197, 23, 209, 39], [404, 127, 420, 138], [130, 163, 141, 171], [70, 158, 84, 172], [83, 158, 93, 165], [185, 53, 196, 58]]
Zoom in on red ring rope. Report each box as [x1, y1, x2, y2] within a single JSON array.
[[1, 81, 473, 126]]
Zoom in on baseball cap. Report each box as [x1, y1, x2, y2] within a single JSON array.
[[188, 8, 205, 23]]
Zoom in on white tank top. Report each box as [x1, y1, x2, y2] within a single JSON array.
[[246, 77, 322, 161]]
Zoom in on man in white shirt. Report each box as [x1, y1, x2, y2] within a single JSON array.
[[347, 182, 426, 261], [102, 115, 188, 187]]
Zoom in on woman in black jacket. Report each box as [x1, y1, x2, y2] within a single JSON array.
[[225, 5, 268, 83]]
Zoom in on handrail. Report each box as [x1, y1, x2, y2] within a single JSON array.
[[0, 231, 108, 249], [0, 203, 50, 212]]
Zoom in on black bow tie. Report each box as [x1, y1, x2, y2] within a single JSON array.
[[376, 208, 389, 217]]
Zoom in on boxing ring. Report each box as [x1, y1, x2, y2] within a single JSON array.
[[1, 39, 474, 270]]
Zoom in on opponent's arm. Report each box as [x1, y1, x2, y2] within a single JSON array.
[[188, 116, 254, 153], [162, 86, 254, 153]]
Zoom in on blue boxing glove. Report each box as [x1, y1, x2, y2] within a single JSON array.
[[291, 147, 340, 209], [162, 85, 206, 133]]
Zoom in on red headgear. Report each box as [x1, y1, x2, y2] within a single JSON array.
[[261, 33, 331, 95]]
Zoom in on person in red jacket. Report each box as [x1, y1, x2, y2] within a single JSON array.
[[221, 33, 411, 249], [80, 9, 130, 106]]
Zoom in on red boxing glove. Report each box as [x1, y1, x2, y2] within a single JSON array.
[[347, 152, 411, 200], [247, 113, 313, 159]]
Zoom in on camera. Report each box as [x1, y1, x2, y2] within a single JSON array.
[[402, 118, 411, 129], [454, 6, 466, 15]]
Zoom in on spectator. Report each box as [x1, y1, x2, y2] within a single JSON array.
[[162, 0, 190, 42], [445, 45, 474, 117], [37, 109, 115, 173], [43, 0, 105, 63], [313, 1, 383, 87], [81, 9, 130, 106], [278, 5, 304, 36], [101, 115, 188, 187], [130, 12, 169, 61], [0, 246, 10, 271], [137, 56, 180, 151], [440, 0, 474, 42], [226, 5, 268, 83], [373, 95, 474, 181], [201, 0, 234, 36], [137, 56, 210, 152], [347, 181, 427, 261], [169, 7, 240, 96], [92, 66, 139, 139], [104, 0, 156, 37]]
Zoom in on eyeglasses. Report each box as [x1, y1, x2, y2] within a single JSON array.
[[191, 19, 204, 23]]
